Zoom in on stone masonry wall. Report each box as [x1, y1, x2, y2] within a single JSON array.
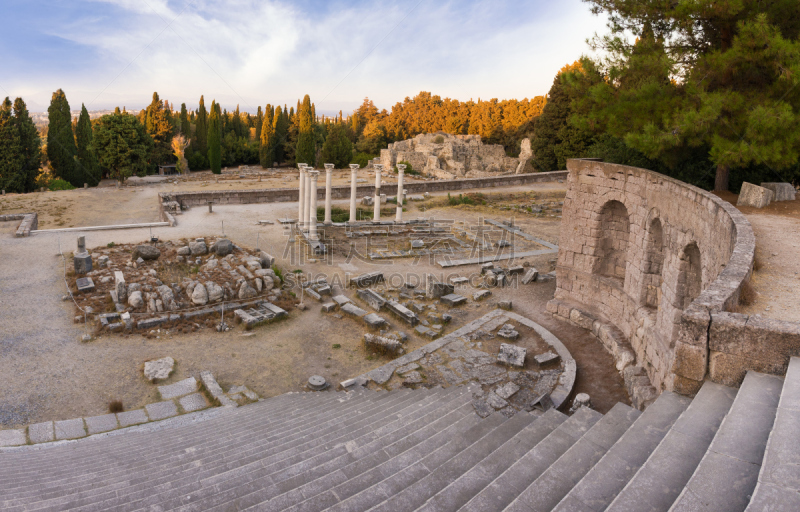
[[161, 171, 567, 209], [549, 159, 758, 396]]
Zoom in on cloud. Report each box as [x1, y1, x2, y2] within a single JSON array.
[[2, 0, 607, 114]]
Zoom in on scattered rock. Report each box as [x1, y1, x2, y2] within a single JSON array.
[[132, 245, 160, 261], [128, 290, 144, 309], [206, 282, 224, 302], [192, 283, 209, 305], [238, 282, 257, 300], [144, 357, 175, 382], [497, 324, 519, 340], [497, 343, 526, 368], [211, 238, 234, 257], [189, 239, 208, 255]]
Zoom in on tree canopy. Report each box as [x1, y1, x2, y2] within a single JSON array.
[[93, 113, 153, 183], [75, 104, 101, 186], [207, 100, 222, 174], [46, 89, 78, 186]]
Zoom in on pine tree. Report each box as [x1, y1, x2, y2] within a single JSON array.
[[295, 95, 316, 166], [321, 123, 353, 169], [0, 97, 24, 192], [46, 89, 78, 185], [12, 97, 41, 192], [259, 105, 275, 168], [94, 114, 154, 183], [194, 95, 208, 157], [179, 103, 190, 136], [75, 104, 101, 186], [145, 92, 174, 164], [208, 100, 222, 174]]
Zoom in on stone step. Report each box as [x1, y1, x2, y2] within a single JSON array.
[[322, 412, 510, 512], [283, 406, 486, 512], [147, 386, 476, 512], [606, 381, 736, 512], [368, 411, 537, 512], [416, 409, 573, 512], [670, 371, 783, 512], [460, 408, 596, 512], [504, 403, 641, 512], [746, 357, 800, 511], [1, 389, 417, 509], [556, 390, 692, 511], [0, 390, 373, 498], [34, 388, 441, 512]]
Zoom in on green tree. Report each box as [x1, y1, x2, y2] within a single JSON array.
[[75, 104, 101, 186], [12, 97, 41, 192], [321, 123, 353, 169], [194, 95, 208, 157], [145, 92, 174, 165], [94, 114, 154, 183], [179, 103, 190, 136], [583, 1, 800, 190], [208, 100, 222, 174], [255, 106, 263, 141], [273, 105, 288, 164], [259, 105, 276, 168], [0, 98, 23, 192], [46, 89, 78, 185], [295, 94, 316, 166]]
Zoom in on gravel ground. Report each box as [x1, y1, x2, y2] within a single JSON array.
[[0, 181, 629, 429]]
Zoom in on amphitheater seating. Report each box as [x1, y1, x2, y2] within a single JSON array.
[[2, 358, 800, 511]]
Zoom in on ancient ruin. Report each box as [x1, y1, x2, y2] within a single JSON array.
[[379, 133, 534, 179]]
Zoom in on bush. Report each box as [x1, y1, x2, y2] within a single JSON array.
[[271, 265, 284, 284], [447, 193, 474, 206], [351, 152, 378, 169], [188, 152, 208, 171], [433, 135, 445, 144], [395, 160, 420, 175], [49, 178, 76, 191]]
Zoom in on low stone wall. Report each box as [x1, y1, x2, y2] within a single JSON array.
[[1, 213, 38, 237], [549, 159, 760, 396], [160, 171, 568, 209]]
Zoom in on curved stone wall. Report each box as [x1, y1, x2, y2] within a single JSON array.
[[548, 159, 757, 396]]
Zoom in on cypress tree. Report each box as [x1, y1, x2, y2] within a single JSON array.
[[273, 105, 287, 164], [295, 94, 316, 166], [114, 106, 121, 115], [75, 104, 101, 186], [259, 105, 275, 168], [46, 89, 78, 185], [179, 103, 190, 136], [321, 123, 353, 169], [0, 98, 24, 192], [255, 106, 263, 141], [194, 95, 208, 157], [13, 97, 41, 192], [145, 92, 174, 164], [208, 100, 222, 174]]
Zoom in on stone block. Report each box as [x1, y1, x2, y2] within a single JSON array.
[[495, 382, 520, 400], [364, 333, 404, 355], [179, 393, 210, 412], [76, 277, 95, 293], [363, 313, 388, 328], [507, 266, 524, 275], [0, 428, 27, 447], [332, 294, 351, 306], [498, 300, 513, 311], [386, 300, 419, 326], [158, 377, 198, 399], [145, 400, 179, 421], [535, 351, 560, 366], [521, 268, 539, 284], [672, 341, 708, 381], [200, 371, 238, 408], [117, 409, 149, 427], [132, 245, 161, 261], [357, 288, 387, 310], [55, 418, 86, 440], [440, 294, 467, 306], [451, 277, 469, 286], [350, 271, 384, 288], [569, 308, 596, 330], [497, 343, 526, 367], [28, 421, 54, 444], [85, 413, 119, 435], [321, 302, 337, 313], [427, 276, 454, 299], [144, 357, 175, 382], [473, 290, 491, 301], [761, 182, 796, 201], [737, 182, 773, 208], [341, 303, 367, 318], [74, 252, 92, 274]]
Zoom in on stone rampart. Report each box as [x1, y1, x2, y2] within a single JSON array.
[[549, 159, 767, 396], [161, 171, 567, 209]]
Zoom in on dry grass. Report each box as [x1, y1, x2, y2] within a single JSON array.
[[739, 280, 759, 306], [753, 246, 764, 271]]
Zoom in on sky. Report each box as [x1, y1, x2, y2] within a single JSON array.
[[0, 0, 608, 115]]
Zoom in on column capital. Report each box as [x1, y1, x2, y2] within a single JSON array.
[[324, 163, 335, 171], [349, 164, 360, 171]]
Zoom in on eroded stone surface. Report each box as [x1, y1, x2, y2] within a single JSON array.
[[497, 343, 526, 368], [144, 357, 175, 382], [179, 392, 210, 412], [85, 413, 119, 435], [55, 418, 86, 440], [145, 400, 179, 421], [158, 377, 198, 400], [117, 409, 149, 427]]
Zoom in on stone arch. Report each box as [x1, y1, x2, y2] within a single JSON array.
[[677, 242, 703, 310], [641, 216, 665, 309], [593, 200, 631, 283]]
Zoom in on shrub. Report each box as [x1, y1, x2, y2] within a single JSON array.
[[395, 160, 420, 175], [332, 344, 341, 349], [49, 178, 76, 191], [188, 152, 208, 171], [107, 242, 116, 248], [351, 152, 377, 169], [433, 135, 445, 144], [271, 265, 284, 284], [447, 193, 474, 206], [108, 400, 124, 413]]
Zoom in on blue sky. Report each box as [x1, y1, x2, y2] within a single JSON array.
[[1, 0, 607, 114]]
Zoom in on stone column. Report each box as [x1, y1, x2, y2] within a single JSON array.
[[349, 164, 359, 223], [324, 163, 334, 225], [309, 171, 320, 239], [373, 164, 382, 222], [304, 167, 313, 233], [396, 164, 405, 222], [297, 164, 306, 230]]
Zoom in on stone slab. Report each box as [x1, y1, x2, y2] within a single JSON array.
[[474, 290, 491, 301], [332, 294, 351, 306], [498, 343, 526, 368], [341, 303, 368, 318], [55, 418, 86, 440], [200, 370, 238, 407], [85, 413, 119, 435], [145, 400, 179, 421], [179, 392, 210, 412], [761, 182, 796, 201], [0, 428, 27, 447], [522, 268, 539, 284], [363, 313, 388, 328], [321, 302, 337, 313], [117, 409, 149, 427], [76, 276, 95, 293], [28, 421, 54, 444], [144, 356, 175, 382], [158, 377, 199, 400], [440, 293, 467, 306], [737, 182, 774, 208]]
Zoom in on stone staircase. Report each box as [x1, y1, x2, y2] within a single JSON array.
[[2, 358, 800, 511]]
